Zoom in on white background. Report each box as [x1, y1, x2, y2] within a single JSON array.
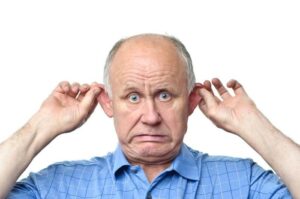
[[0, 0, 299, 180]]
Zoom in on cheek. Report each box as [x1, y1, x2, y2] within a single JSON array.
[[171, 98, 189, 119], [161, 99, 189, 135], [112, 101, 140, 139]]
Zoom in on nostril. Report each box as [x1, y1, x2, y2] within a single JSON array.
[[140, 100, 162, 125], [141, 110, 161, 125]]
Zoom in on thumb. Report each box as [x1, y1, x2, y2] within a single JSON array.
[[80, 87, 102, 115], [198, 88, 217, 115]]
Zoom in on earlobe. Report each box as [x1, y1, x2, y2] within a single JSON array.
[[188, 83, 202, 115], [97, 90, 113, 118]]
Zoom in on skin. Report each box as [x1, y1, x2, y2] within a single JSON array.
[[0, 81, 104, 198], [0, 35, 299, 198], [100, 36, 200, 180], [199, 78, 300, 198]]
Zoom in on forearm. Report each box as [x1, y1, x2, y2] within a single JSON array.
[[239, 110, 300, 198], [0, 113, 56, 198]]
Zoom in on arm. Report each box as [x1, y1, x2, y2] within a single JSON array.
[[197, 78, 300, 198], [0, 81, 103, 198]]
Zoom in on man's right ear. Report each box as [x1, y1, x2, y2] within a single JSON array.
[[97, 87, 113, 118]]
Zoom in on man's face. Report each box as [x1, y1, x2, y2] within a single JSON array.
[[108, 37, 191, 164]]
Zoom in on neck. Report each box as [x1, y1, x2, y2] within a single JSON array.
[[122, 145, 182, 182], [135, 161, 172, 182], [127, 154, 177, 182]]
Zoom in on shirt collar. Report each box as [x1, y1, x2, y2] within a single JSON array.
[[112, 145, 130, 175], [170, 144, 200, 180], [112, 144, 200, 181]]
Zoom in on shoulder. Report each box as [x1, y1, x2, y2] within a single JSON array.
[[17, 156, 110, 197], [33, 155, 110, 181], [9, 155, 112, 198], [185, 145, 265, 181], [45, 156, 108, 169], [185, 144, 253, 165], [185, 145, 291, 197], [187, 145, 261, 175]]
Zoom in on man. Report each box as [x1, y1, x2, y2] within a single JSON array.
[[0, 33, 299, 198]]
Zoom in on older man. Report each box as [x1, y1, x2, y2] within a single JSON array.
[[1, 34, 299, 198]]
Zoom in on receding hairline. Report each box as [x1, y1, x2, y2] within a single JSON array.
[[103, 33, 195, 97], [111, 34, 184, 60], [119, 33, 178, 46]]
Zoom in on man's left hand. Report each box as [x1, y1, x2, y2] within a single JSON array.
[[198, 78, 258, 136]]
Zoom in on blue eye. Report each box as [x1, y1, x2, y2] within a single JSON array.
[[128, 93, 140, 103], [158, 91, 171, 101]]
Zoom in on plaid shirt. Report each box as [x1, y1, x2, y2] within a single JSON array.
[[8, 144, 291, 198]]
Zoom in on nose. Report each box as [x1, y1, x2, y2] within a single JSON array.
[[141, 100, 161, 126]]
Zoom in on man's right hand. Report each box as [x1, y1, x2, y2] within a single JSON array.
[[31, 81, 103, 138], [0, 81, 103, 198]]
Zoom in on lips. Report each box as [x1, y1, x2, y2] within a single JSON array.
[[132, 134, 168, 142]]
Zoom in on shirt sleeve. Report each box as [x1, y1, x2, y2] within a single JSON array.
[[249, 160, 292, 198], [7, 165, 58, 199], [7, 160, 100, 199], [7, 176, 41, 199]]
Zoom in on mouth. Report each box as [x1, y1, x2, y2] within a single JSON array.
[[133, 134, 168, 143]]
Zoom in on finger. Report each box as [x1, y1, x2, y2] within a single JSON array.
[[91, 81, 102, 87], [198, 88, 218, 115], [90, 82, 105, 92], [198, 95, 208, 114], [79, 87, 102, 116], [85, 95, 99, 120], [85, 83, 104, 118], [227, 79, 247, 96], [79, 84, 90, 93], [76, 84, 90, 101], [68, 82, 80, 98], [203, 80, 213, 92], [55, 81, 71, 94], [212, 78, 231, 99], [203, 80, 221, 103]]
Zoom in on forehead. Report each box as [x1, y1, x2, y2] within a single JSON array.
[[109, 36, 187, 86]]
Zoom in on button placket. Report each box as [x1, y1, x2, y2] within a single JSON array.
[[146, 192, 152, 199]]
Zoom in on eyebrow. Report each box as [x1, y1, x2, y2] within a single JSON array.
[[122, 82, 176, 94], [123, 86, 140, 94]]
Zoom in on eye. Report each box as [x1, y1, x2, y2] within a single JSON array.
[[128, 93, 140, 103], [158, 91, 171, 102]]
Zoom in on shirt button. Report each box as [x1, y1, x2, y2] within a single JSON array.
[[146, 192, 152, 199]]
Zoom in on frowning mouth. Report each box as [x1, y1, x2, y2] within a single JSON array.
[[133, 134, 168, 142]]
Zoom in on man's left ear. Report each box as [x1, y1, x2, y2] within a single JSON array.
[[188, 83, 202, 115]]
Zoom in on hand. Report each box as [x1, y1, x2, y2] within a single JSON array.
[[198, 78, 300, 198], [198, 78, 258, 135], [31, 81, 103, 138], [0, 82, 103, 198]]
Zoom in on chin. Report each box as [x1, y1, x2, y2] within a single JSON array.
[[134, 142, 178, 159]]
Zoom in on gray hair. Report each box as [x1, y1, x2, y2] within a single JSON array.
[[103, 34, 196, 97]]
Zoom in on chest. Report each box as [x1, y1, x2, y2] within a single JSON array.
[[48, 168, 248, 199]]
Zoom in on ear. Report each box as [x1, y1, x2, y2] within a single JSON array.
[[188, 83, 203, 115], [97, 86, 113, 118]]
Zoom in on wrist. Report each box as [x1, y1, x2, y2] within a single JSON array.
[[236, 108, 275, 138], [236, 109, 283, 157], [25, 112, 59, 155]]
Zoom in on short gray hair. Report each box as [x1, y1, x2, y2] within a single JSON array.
[[103, 34, 196, 97]]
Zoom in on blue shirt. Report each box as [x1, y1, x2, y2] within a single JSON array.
[[8, 144, 291, 198]]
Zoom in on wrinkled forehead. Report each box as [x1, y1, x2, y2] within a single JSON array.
[[110, 36, 186, 79], [109, 36, 188, 92], [117, 68, 182, 90]]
